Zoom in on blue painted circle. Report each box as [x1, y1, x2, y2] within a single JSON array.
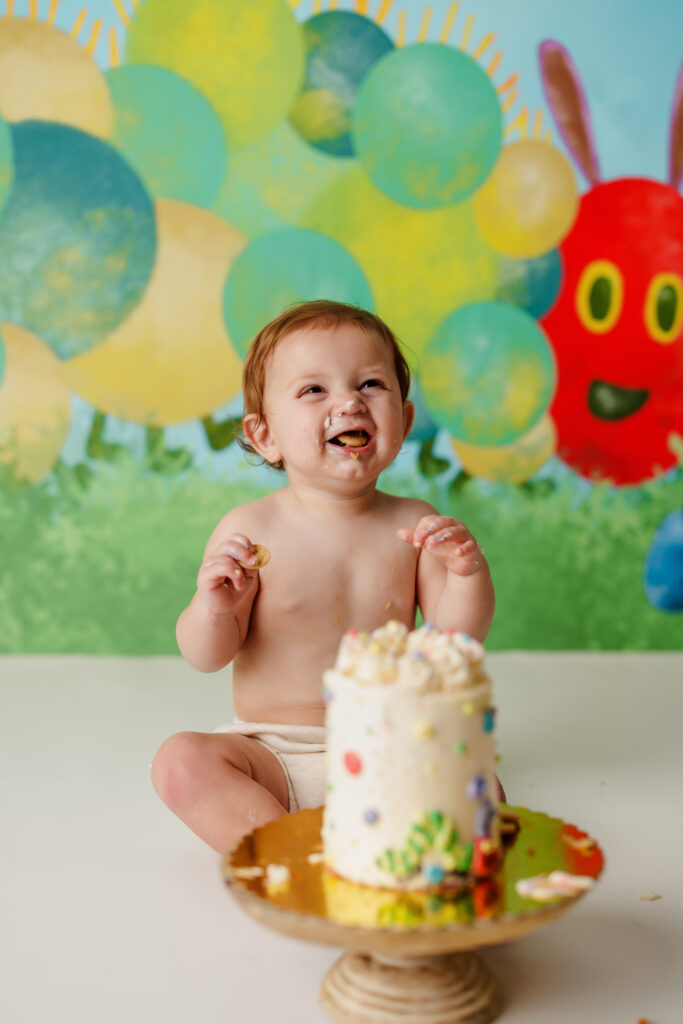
[[0, 121, 157, 360], [290, 11, 394, 157], [644, 509, 683, 613]]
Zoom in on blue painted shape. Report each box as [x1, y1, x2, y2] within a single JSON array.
[[0, 121, 157, 360], [644, 509, 683, 612], [291, 11, 394, 157]]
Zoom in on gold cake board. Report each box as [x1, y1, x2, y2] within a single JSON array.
[[223, 806, 604, 1023]]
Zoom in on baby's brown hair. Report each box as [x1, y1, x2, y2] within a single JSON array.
[[238, 300, 412, 471]]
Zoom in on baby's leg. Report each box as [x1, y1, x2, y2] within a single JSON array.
[[151, 732, 289, 854]]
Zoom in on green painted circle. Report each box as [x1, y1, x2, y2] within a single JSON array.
[[223, 228, 374, 358], [421, 302, 556, 445], [107, 64, 227, 208], [351, 43, 501, 208]]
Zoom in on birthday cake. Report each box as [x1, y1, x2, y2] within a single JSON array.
[[322, 621, 502, 891]]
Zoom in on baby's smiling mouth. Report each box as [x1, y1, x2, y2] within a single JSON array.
[[327, 429, 371, 448]]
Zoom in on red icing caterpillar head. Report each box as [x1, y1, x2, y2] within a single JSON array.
[[539, 41, 683, 485]]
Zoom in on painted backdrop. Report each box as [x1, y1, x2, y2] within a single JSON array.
[[0, 0, 682, 651]]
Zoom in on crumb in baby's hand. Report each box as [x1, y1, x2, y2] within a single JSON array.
[[237, 543, 270, 570], [638, 892, 662, 902]]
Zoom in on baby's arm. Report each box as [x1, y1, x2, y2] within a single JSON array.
[[398, 512, 495, 642], [176, 522, 260, 673]]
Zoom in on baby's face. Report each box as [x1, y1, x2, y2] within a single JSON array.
[[258, 323, 414, 488]]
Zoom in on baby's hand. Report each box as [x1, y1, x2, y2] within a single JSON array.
[[398, 516, 485, 577], [197, 533, 260, 617]]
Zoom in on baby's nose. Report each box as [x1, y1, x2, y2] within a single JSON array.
[[333, 393, 366, 417]]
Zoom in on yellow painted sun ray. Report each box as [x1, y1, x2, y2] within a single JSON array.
[[287, 0, 304, 9], [109, 26, 120, 66], [5, 0, 14, 16], [472, 31, 495, 58], [533, 109, 544, 138], [504, 106, 529, 139], [376, 0, 394, 24], [487, 50, 502, 76], [29, 0, 38, 18], [48, 0, 60, 24], [85, 17, 102, 54], [354, 0, 368, 13], [496, 71, 519, 94], [312, 0, 321, 12], [459, 13, 474, 51], [329, 0, 338, 9], [70, 8, 87, 37], [418, 5, 432, 41], [111, 0, 129, 27], [439, 2, 459, 43], [544, 130, 553, 142], [396, 8, 406, 46], [501, 89, 517, 113]]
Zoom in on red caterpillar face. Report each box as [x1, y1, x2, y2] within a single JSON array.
[[541, 178, 683, 484]]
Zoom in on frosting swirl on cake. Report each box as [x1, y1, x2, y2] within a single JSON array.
[[332, 620, 489, 692]]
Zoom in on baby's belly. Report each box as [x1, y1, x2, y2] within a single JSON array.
[[232, 645, 331, 726]]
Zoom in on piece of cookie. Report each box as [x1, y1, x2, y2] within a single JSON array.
[[237, 543, 270, 570]]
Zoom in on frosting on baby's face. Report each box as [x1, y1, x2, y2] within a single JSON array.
[[332, 620, 489, 692]]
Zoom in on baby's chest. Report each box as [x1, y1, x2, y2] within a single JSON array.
[[258, 536, 416, 622]]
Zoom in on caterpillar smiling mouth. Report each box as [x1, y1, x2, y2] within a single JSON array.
[[328, 430, 371, 448], [587, 380, 649, 421]]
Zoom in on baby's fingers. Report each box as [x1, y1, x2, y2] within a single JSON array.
[[199, 557, 248, 591], [397, 527, 415, 545], [212, 538, 258, 569]]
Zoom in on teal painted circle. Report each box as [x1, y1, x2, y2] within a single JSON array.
[[407, 375, 439, 442], [351, 44, 502, 208], [107, 65, 228, 208], [289, 11, 393, 157], [0, 121, 156, 360], [223, 228, 374, 358], [421, 302, 556, 445], [0, 115, 14, 219], [497, 249, 562, 319]]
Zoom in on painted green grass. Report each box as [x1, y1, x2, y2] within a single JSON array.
[[1, 456, 681, 652]]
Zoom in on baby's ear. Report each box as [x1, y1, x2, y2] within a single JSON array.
[[242, 413, 282, 465], [402, 399, 415, 441]]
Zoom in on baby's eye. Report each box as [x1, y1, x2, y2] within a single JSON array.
[[301, 385, 324, 395], [361, 379, 385, 390]]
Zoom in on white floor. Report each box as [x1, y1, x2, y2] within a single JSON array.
[[2, 652, 682, 1024]]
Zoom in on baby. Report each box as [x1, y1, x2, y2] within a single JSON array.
[[152, 300, 495, 853]]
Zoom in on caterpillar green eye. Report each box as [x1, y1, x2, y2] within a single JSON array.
[[576, 260, 623, 334], [645, 273, 683, 343]]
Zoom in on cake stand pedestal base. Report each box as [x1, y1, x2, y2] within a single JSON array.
[[320, 950, 502, 1024]]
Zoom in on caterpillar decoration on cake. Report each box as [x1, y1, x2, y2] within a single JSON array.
[[376, 804, 501, 884]]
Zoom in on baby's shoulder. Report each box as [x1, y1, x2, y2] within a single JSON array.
[[379, 493, 439, 524], [206, 492, 279, 546]]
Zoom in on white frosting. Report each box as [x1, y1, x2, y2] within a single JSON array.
[[322, 622, 500, 891]]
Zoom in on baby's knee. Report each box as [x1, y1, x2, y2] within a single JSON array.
[[151, 731, 204, 810]]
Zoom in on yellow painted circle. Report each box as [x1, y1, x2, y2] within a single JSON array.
[[473, 140, 578, 259], [63, 200, 246, 426], [644, 272, 683, 344], [0, 19, 112, 136], [452, 415, 556, 483], [125, 0, 304, 150], [575, 259, 624, 335], [0, 323, 71, 483], [300, 166, 497, 363]]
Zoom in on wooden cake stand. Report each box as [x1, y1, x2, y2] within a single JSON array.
[[222, 805, 604, 1024]]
